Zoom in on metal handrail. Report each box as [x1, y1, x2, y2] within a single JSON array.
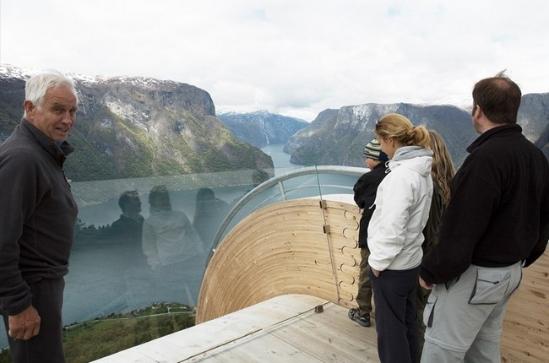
[[252, 184, 355, 209], [210, 165, 367, 252]]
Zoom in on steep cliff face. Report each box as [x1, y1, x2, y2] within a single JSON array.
[[287, 96, 549, 167], [283, 109, 340, 165], [518, 93, 549, 142], [287, 104, 477, 167], [518, 93, 549, 160], [0, 66, 273, 181], [218, 111, 307, 148], [535, 123, 549, 159]]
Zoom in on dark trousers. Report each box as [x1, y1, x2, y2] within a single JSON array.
[[356, 248, 373, 315], [2, 278, 65, 363], [370, 267, 420, 363]]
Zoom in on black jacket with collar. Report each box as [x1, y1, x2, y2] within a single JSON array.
[[353, 162, 389, 249], [420, 124, 549, 284], [0, 119, 78, 315]]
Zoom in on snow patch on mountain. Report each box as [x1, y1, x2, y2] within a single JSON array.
[[105, 97, 149, 131], [352, 103, 399, 120], [0, 64, 30, 79]]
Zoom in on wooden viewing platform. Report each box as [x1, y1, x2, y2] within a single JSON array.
[[96, 197, 549, 362], [94, 294, 379, 362]]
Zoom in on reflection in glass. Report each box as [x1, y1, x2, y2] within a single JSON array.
[[193, 188, 230, 253], [142, 185, 205, 306]]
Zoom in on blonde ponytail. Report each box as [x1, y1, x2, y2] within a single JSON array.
[[375, 113, 430, 147], [409, 125, 430, 147]]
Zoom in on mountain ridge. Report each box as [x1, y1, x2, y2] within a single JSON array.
[[0, 65, 273, 182], [286, 97, 549, 167]]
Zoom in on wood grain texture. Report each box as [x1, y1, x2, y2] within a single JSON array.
[[196, 199, 361, 323], [502, 252, 549, 362], [93, 294, 377, 362]]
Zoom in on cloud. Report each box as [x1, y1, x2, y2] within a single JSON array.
[[2, 0, 549, 121]]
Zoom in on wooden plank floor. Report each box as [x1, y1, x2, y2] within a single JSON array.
[[93, 294, 379, 363]]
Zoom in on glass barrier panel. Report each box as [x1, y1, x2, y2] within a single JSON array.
[[0, 163, 367, 362]]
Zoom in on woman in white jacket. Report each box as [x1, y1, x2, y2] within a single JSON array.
[[368, 113, 433, 363]]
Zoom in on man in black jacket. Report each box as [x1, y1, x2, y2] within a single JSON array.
[[0, 71, 79, 363], [348, 139, 388, 327], [419, 74, 549, 362]]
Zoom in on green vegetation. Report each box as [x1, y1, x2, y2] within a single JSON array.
[[0, 303, 195, 363]]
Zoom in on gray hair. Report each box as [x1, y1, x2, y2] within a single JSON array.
[[24, 70, 79, 117]]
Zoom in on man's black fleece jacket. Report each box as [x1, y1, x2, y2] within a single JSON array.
[[420, 124, 549, 284], [0, 119, 78, 315]]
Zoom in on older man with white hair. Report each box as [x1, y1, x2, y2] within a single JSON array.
[[0, 71, 79, 363]]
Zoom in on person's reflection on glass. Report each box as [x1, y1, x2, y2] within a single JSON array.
[[110, 191, 145, 246], [142, 185, 204, 305], [100, 190, 147, 266], [104, 190, 149, 309], [193, 188, 229, 253]]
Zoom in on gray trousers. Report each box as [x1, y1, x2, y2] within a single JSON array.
[[421, 262, 522, 363], [2, 278, 65, 363]]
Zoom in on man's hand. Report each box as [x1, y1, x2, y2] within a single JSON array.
[[419, 276, 433, 290], [8, 305, 41, 340], [371, 267, 381, 277]]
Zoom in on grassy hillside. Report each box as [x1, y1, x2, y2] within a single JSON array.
[[0, 303, 194, 363]]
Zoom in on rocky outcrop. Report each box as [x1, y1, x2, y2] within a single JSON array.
[[518, 93, 549, 159], [518, 93, 549, 142], [535, 123, 549, 160]]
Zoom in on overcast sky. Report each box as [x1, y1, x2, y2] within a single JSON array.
[[1, 0, 548, 121]]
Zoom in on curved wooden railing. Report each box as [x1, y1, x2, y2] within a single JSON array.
[[197, 198, 361, 323]]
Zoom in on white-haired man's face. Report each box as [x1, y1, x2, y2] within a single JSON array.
[[24, 85, 77, 141]]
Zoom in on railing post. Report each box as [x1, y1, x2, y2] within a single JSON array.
[[278, 181, 286, 200]]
